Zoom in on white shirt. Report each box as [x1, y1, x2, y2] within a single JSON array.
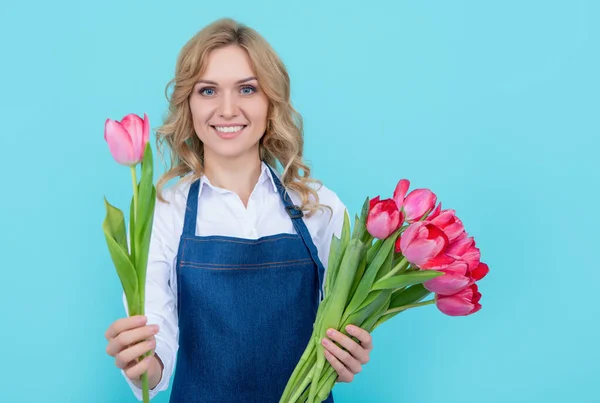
[[121, 162, 347, 401]]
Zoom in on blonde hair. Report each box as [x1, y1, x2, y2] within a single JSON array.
[[155, 18, 327, 216]]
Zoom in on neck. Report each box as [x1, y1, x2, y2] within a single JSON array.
[[202, 150, 263, 206]]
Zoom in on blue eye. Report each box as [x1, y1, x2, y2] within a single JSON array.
[[241, 85, 256, 95], [199, 87, 215, 96]]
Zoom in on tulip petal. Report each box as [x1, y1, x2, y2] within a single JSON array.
[[470, 262, 489, 281], [104, 119, 136, 165], [121, 113, 145, 162], [424, 272, 471, 295], [402, 236, 446, 266], [392, 179, 410, 208], [404, 189, 437, 222]]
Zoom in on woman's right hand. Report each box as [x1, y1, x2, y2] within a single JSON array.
[[105, 315, 162, 388]]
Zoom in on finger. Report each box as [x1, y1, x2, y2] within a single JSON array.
[[106, 324, 159, 357], [105, 316, 147, 340], [326, 328, 370, 365], [324, 350, 354, 383], [322, 337, 362, 374], [124, 354, 154, 381], [115, 336, 156, 370], [346, 325, 374, 352]]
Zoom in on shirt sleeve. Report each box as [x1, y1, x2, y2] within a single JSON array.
[[120, 190, 180, 401]]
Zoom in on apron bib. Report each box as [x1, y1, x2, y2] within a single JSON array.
[[169, 165, 334, 403]]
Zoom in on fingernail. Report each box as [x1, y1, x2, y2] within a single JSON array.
[[346, 325, 354, 334], [322, 338, 330, 346], [327, 329, 335, 337], [152, 325, 159, 333]]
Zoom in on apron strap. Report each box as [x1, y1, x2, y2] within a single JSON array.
[[182, 179, 201, 236], [266, 164, 327, 301]]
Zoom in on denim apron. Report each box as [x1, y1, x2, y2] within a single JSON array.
[[169, 165, 335, 403]]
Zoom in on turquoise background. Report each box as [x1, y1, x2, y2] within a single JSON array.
[[1, 1, 598, 402]]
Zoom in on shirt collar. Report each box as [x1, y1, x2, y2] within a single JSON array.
[[188, 161, 278, 196]]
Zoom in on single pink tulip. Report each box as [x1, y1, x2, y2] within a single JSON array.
[[429, 209, 465, 243], [436, 284, 482, 316], [397, 222, 453, 267], [423, 258, 471, 295], [366, 197, 403, 239], [104, 112, 150, 166]]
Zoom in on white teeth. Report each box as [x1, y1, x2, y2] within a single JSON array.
[[214, 125, 245, 133]]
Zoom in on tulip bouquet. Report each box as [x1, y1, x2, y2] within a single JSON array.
[[102, 113, 156, 403], [280, 179, 489, 403]]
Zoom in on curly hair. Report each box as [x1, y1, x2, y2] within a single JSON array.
[[155, 17, 328, 216]]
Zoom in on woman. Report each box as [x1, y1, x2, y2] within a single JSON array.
[[104, 18, 374, 402]]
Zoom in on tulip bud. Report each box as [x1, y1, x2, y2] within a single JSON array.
[[104, 113, 150, 166], [366, 197, 402, 239], [435, 284, 482, 316]]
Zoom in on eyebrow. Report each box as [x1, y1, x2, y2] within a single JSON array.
[[195, 76, 257, 85]]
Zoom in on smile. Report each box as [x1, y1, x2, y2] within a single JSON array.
[[211, 125, 247, 139]]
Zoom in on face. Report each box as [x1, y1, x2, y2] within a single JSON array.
[[189, 44, 269, 162]]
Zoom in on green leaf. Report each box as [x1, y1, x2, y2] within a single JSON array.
[[362, 296, 393, 332], [103, 219, 139, 315], [102, 197, 129, 254], [341, 229, 399, 322], [371, 270, 444, 291], [136, 143, 154, 239], [352, 197, 370, 241], [367, 239, 384, 265], [344, 289, 392, 330], [135, 187, 156, 310], [389, 284, 432, 309], [374, 240, 395, 282], [326, 210, 351, 296]]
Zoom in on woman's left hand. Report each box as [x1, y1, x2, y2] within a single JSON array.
[[321, 325, 373, 383]]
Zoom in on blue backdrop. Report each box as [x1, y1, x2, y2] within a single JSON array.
[[1, 1, 598, 402]]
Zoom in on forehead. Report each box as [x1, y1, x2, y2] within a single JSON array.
[[200, 45, 256, 82]]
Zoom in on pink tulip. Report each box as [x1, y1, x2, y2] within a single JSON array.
[[104, 113, 150, 166], [392, 179, 437, 223], [436, 284, 482, 316], [397, 222, 453, 267], [429, 209, 465, 243], [366, 196, 403, 239], [423, 258, 471, 295]]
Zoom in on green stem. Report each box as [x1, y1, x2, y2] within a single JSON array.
[[280, 340, 316, 402], [376, 256, 408, 283], [316, 366, 338, 402], [131, 165, 138, 224], [383, 299, 435, 315], [131, 167, 147, 402], [290, 364, 316, 403], [141, 372, 150, 403]]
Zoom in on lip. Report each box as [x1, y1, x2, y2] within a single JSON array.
[[211, 124, 247, 139]]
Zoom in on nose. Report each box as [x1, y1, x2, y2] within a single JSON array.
[[218, 92, 238, 119]]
